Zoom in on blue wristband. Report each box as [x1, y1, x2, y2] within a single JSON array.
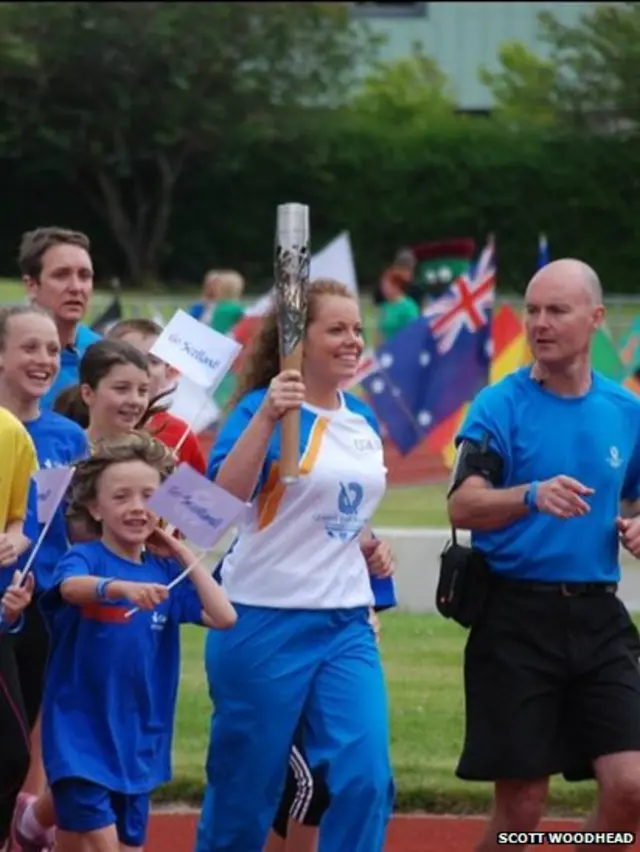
[[96, 577, 115, 602], [525, 481, 540, 513]]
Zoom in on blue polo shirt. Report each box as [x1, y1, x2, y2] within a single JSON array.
[[456, 368, 640, 583], [41, 324, 101, 410]]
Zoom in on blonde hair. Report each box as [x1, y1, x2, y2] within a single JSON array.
[[202, 270, 220, 300], [66, 432, 175, 536], [215, 270, 245, 301], [107, 318, 163, 341], [231, 278, 355, 406], [0, 305, 57, 350]]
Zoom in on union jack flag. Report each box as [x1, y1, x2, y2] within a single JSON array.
[[360, 238, 496, 455], [423, 240, 496, 355]]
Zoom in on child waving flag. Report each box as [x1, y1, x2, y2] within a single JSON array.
[[39, 433, 236, 852]]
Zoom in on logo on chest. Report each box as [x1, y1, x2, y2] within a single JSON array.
[[313, 481, 367, 542], [338, 482, 363, 516], [150, 611, 168, 632], [607, 446, 623, 469]]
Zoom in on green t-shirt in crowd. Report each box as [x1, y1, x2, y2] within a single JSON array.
[[378, 296, 420, 343], [210, 300, 245, 336]]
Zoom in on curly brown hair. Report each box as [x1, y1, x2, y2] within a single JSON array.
[[231, 278, 355, 406], [66, 431, 176, 536]]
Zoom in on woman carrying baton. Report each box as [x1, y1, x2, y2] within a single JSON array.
[[196, 279, 395, 852]]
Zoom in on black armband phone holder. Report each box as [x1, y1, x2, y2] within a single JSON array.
[[448, 436, 504, 496]]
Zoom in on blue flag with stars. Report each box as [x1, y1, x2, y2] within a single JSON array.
[[362, 246, 495, 455]]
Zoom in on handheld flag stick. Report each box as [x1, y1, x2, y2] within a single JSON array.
[[124, 549, 209, 618], [18, 466, 76, 586], [0, 466, 75, 628]]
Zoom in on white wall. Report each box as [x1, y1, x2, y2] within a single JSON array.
[[376, 527, 640, 614], [208, 526, 640, 614]]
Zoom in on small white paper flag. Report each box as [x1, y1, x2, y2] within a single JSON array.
[[168, 376, 220, 432], [34, 467, 75, 524], [150, 309, 242, 391], [310, 231, 359, 296], [145, 463, 246, 550]]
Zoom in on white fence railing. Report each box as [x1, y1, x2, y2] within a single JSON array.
[[11, 290, 639, 345]]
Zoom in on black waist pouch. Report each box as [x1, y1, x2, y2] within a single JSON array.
[[436, 529, 492, 628]]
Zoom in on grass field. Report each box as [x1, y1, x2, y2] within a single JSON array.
[[374, 483, 449, 527], [2, 277, 639, 345], [161, 613, 606, 815]]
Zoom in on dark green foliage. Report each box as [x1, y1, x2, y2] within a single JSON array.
[[1, 119, 638, 294]]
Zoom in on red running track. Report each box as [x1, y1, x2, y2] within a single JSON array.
[[147, 812, 640, 850]]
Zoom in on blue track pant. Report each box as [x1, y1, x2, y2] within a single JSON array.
[[194, 605, 394, 852]]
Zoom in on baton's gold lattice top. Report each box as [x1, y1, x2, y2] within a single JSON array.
[[274, 243, 310, 357]]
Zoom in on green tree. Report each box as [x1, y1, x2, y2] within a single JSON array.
[[479, 2, 640, 131], [478, 42, 560, 128], [0, 1, 377, 285], [350, 43, 457, 130]]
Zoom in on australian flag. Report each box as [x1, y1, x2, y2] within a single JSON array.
[[362, 240, 496, 455]]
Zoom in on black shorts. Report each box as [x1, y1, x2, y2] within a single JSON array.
[[456, 580, 640, 782], [11, 596, 51, 727], [272, 742, 330, 838]]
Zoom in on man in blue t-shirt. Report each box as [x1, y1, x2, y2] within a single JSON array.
[[448, 258, 640, 850], [20, 227, 101, 408]]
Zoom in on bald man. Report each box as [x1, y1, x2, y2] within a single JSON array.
[[446, 259, 640, 851]]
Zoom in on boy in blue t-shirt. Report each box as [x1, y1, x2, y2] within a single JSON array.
[[37, 433, 236, 851]]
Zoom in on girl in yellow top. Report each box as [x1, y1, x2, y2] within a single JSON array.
[[0, 406, 37, 564], [0, 406, 38, 850]]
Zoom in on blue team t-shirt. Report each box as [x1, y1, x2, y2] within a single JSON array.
[[40, 540, 204, 794], [456, 368, 640, 583], [40, 324, 101, 410], [7, 410, 90, 594]]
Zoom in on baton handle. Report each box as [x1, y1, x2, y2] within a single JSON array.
[[279, 346, 303, 484]]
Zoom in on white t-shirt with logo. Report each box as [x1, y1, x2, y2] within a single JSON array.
[[207, 389, 387, 609]]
